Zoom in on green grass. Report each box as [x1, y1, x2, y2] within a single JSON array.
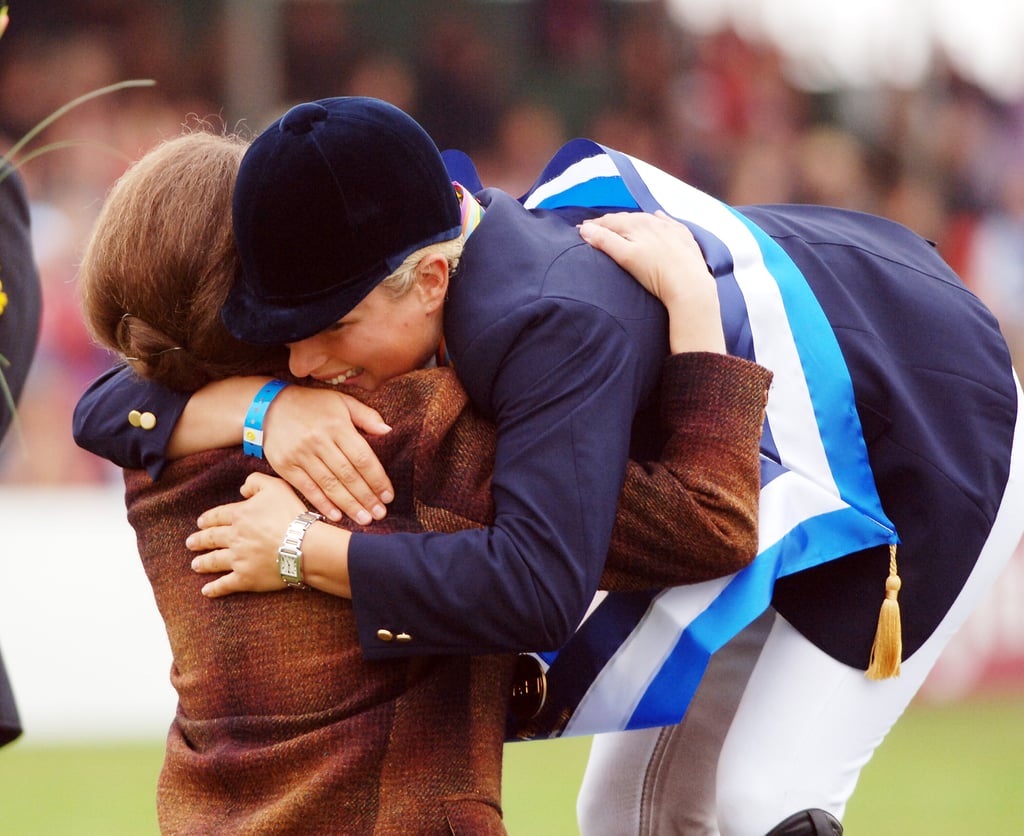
[[503, 696, 1024, 835], [0, 698, 1021, 834], [843, 696, 1024, 835], [0, 741, 162, 834]]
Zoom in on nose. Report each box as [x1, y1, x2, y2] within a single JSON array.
[[286, 337, 324, 379]]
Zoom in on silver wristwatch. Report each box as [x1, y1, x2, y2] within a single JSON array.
[[277, 511, 323, 588]]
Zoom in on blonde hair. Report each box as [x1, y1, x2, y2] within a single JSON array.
[[379, 237, 463, 299], [79, 131, 287, 391]]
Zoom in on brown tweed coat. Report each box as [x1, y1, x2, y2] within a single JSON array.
[[123, 352, 769, 834]]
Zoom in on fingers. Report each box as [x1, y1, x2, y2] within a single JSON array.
[[187, 544, 251, 598], [279, 459, 373, 525], [280, 473, 344, 523], [319, 438, 393, 519], [581, 211, 698, 249], [579, 212, 691, 278], [186, 477, 305, 599], [187, 536, 281, 598], [581, 212, 705, 278], [186, 532, 251, 597], [262, 388, 395, 524], [189, 547, 230, 574], [200, 573, 247, 599], [187, 501, 236, 552], [577, 219, 629, 263], [342, 395, 392, 436], [190, 495, 242, 536], [287, 437, 393, 525], [335, 394, 396, 507], [579, 212, 671, 298], [239, 470, 274, 499], [581, 211, 643, 237]]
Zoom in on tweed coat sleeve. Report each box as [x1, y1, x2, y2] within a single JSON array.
[[601, 352, 771, 591]]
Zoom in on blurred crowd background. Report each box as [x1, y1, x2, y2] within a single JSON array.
[[1, 0, 1024, 486]]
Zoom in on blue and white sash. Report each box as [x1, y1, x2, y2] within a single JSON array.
[[507, 140, 899, 740]]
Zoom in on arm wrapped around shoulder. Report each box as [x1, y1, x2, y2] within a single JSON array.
[[602, 352, 772, 591]]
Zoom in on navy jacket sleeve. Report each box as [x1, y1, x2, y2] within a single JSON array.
[[348, 193, 668, 659], [73, 363, 189, 479]]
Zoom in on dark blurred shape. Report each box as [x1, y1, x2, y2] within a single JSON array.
[[0, 163, 41, 746]]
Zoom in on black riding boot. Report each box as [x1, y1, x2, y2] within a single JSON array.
[[764, 808, 843, 835]]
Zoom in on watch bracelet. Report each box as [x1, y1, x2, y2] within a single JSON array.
[[277, 510, 323, 587]]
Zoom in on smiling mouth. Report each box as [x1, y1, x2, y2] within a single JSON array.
[[323, 367, 364, 385]]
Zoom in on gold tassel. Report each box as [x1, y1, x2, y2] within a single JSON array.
[[865, 544, 902, 680]]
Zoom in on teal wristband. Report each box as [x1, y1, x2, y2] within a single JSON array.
[[243, 379, 288, 458]]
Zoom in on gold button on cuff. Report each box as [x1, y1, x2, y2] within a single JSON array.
[[140, 411, 157, 430], [376, 629, 394, 642], [395, 633, 412, 643], [128, 410, 142, 428]]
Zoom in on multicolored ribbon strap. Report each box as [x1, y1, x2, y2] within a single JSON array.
[[454, 180, 484, 239], [435, 182, 484, 370]]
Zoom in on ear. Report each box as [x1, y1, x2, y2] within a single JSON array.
[[416, 253, 450, 312]]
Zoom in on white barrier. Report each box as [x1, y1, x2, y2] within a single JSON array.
[[0, 486, 175, 743]]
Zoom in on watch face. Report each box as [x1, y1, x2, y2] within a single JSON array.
[[280, 554, 299, 579]]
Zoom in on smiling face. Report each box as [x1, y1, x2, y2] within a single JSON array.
[[286, 253, 448, 391]]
